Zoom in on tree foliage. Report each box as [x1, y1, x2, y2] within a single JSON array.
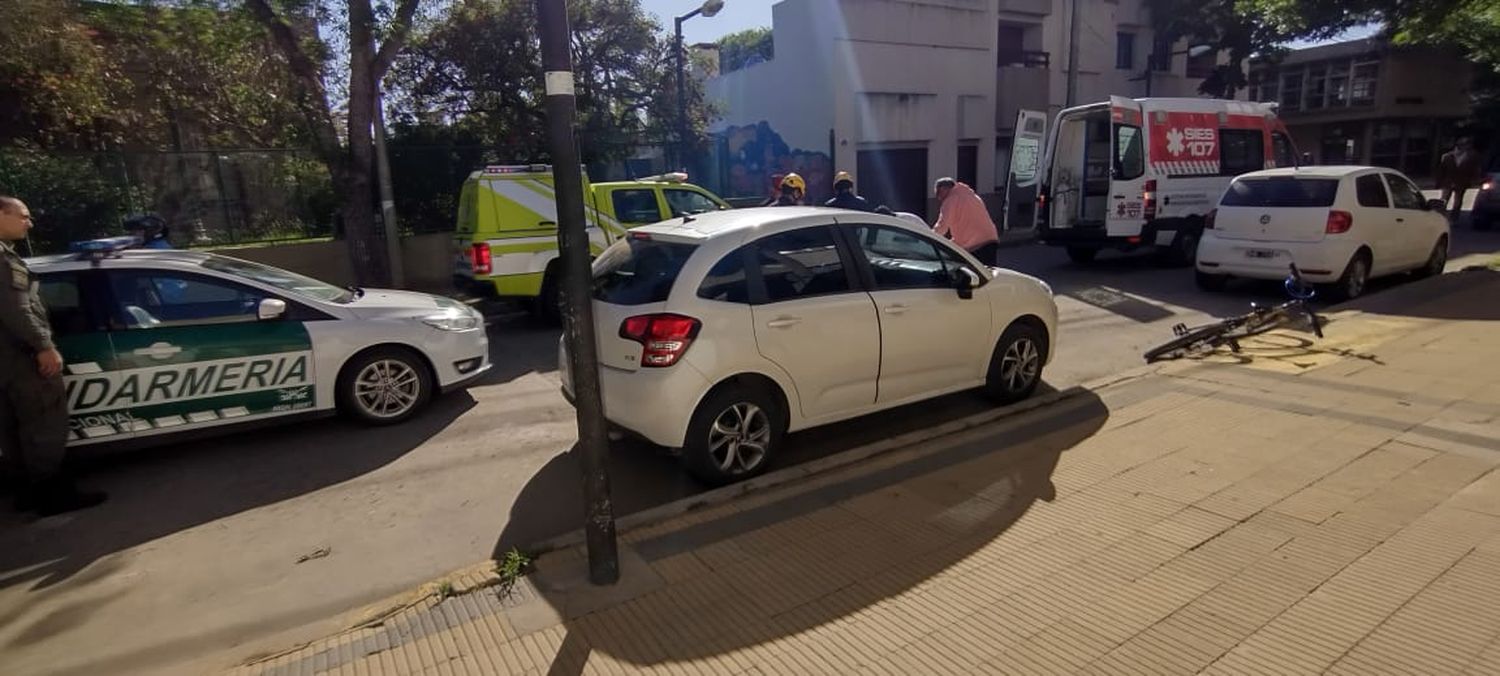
[[717, 27, 772, 74], [1241, 0, 1500, 72], [0, 0, 307, 150], [390, 0, 713, 165]]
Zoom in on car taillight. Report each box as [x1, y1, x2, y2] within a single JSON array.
[[1484, 181, 1494, 192], [1205, 208, 1217, 229], [1326, 210, 1353, 234], [469, 243, 492, 275], [620, 314, 701, 367], [1143, 180, 1157, 220]]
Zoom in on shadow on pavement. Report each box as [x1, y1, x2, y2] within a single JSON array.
[[1345, 268, 1500, 322], [0, 393, 475, 597], [474, 320, 562, 387], [492, 384, 1059, 556], [536, 390, 1110, 670]]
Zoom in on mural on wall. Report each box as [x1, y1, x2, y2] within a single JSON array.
[[717, 121, 833, 204]]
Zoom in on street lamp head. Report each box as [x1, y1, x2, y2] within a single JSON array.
[[1187, 44, 1213, 58], [700, 0, 725, 18]]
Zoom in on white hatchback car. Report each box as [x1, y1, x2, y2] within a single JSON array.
[[562, 207, 1058, 484], [1196, 166, 1449, 299]]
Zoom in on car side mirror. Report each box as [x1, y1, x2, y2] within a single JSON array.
[[257, 298, 287, 321], [954, 267, 980, 300], [1425, 199, 1445, 212]]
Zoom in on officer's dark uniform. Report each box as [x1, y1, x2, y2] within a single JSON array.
[[0, 240, 72, 507]]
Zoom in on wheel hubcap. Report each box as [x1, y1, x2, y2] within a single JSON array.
[[1348, 261, 1368, 296], [1000, 338, 1041, 393], [355, 359, 421, 418], [708, 402, 770, 474]]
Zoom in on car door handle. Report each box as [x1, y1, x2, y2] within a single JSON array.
[[1396, 217, 1405, 223], [883, 304, 909, 315], [1112, 195, 1125, 199], [766, 316, 801, 328]]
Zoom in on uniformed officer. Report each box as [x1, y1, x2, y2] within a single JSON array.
[[0, 196, 106, 516]]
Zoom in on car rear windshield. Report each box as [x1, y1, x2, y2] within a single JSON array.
[[1221, 177, 1340, 208], [592, 237, 697, 305]]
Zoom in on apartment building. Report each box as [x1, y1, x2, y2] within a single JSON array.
[[1246, 37, 1473, 182], [704, 0, 1218, 219]]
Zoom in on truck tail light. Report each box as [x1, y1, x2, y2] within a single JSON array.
[[1143, 180, 1158, 220], [470, 243, 492, 275], [1204, 209, 1217, 229], [620, 314, 701, 367], [1326, 210, 1353, 234]]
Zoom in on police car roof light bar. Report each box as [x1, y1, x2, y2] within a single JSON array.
[[71, 236, 143, 262]]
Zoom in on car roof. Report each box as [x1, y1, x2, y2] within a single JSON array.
[[27, 248, 220, 272], [629, 206, 848, 241], [1236, 166, 1390, 180]]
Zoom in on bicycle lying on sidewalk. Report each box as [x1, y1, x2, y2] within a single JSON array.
[[1144, 264, 1324, 363]]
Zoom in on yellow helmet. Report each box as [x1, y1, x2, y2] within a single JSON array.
[[780, 173, 806, 192], [833, 171, 853, 187]]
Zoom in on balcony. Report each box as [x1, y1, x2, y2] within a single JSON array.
[[997, 0, 1052, 16], [997, 55, 1051, 130]]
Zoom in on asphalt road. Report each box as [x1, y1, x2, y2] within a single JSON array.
[[2, 226, 1497, 675]]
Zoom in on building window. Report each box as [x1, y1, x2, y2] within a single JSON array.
[[1328, 64, 1350, 107], [1404, 121, 1433, 177], [1117, 32, 1136, 70], [1306, 65, 1327, 110], [1351, 62, 1378, 105], [1151, 36, 1172, 72], [1281, 72, 1303, 111], [1186, 50, 1216, 79], [1371, 121, 1403, 170]]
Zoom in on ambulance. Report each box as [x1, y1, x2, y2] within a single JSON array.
[[1035, 96, 1299, 265], [452, 165, 730, 319]]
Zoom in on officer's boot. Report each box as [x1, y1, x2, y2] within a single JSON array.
[[26, 477, 107, 517]]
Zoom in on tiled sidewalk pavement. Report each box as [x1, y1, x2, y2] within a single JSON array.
[[236, 275, 1500, 675]]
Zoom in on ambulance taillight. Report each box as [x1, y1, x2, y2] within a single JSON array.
[[1143, 180, 1158, 221], [470, 243, 492, 275]]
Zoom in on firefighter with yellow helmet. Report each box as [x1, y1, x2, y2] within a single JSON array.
[[774, 173, 806, 206]]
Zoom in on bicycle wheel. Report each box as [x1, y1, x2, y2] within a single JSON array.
[[1143, 324, 1230, 362]]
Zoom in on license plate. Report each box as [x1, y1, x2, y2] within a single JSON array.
[[1245, 249, 1277, 259]]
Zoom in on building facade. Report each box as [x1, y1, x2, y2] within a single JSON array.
[[704, 0, 1219, 219], [1247, 38, 1473, 183]]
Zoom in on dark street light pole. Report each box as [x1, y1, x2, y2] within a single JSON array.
[[536, 0, 618, 586], [674, 0, 724, 169], [1143, 43, 1213, 97]]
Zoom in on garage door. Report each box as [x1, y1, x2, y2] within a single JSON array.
[[857, 148, 929, 219]]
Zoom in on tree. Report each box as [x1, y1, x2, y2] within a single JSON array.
[[717, 27, 772, 74], [0, 0, 125, 148], [1243, 0, 1500, 72], [1146, 0, 1362, 98], [246, 0, 423, 285], [390, 0, 713, 166]]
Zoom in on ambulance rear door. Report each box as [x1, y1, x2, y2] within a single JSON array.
[[1105, 96, 1149, 238]]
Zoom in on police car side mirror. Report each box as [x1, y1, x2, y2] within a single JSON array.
[[257, 298, 287, 321]]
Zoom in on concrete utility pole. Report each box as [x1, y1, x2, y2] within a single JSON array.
[[1066, 0, 1080, 107], [535, 0, 619, 585], [373, 88, 405, 288]]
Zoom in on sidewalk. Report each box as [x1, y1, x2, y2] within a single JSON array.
[[235, 270, 1500, 676]]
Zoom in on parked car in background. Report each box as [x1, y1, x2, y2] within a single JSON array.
[[1195, 167, 1450, 299], [562, 207, 1058, 485], [1472, 172, 1499, 230]]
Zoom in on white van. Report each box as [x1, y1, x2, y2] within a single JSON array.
[[1036, 96, 1299, 265]]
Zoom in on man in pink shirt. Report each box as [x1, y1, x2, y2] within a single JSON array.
[[932, 177, 1000, 264]]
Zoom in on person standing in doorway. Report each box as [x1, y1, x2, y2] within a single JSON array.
[[0, 196, 106, 516], [1438, 137, 1483, 223], [932, 178, 1000, 264]]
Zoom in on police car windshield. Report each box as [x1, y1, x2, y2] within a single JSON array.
[[199, 256, 354, 303]]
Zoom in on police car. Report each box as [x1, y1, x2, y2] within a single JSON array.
[[31, 237, 490, 448]]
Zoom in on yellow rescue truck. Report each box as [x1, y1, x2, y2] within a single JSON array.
[[452, 165, 730, 319]]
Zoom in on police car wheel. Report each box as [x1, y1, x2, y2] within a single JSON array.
[[337, 347, 433, 425]]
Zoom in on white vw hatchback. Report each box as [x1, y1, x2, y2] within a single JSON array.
[[562, 207, 1058, 484], [1196, 167, 1450, 298]]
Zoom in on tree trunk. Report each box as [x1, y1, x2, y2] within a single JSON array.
[[344, 0, 391, 287]]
